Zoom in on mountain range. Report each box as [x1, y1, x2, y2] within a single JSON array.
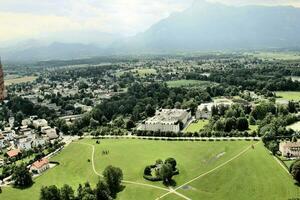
[[2, 0, 300, 62]]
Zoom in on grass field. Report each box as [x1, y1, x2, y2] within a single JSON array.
[[166, 80, 216, 88], [287, 121, 300, 132], [2, 139, 299, 200], [249, 52, 300, 60], [5, 76, 37, 86], [276, 91, 300, 101], [184, 120, 209, 133], [116, 68, 156, 77]]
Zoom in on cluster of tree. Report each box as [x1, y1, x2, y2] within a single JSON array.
[[290, 160, 300, 183], [4, 96, 57, 124], [40, 165, 123, 200], [68, 82, 212, 135], [11, 164, 33, 188], [143, 158, 178, 186], [261, 114, 298, 154]]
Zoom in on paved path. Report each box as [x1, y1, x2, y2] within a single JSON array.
[[74, 142, 186, 195], [85, 135, 260, 141], [155, 141, 261, 200]]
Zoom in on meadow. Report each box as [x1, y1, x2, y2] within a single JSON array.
[[249, 52, 300, 60], [184, 120, 209, 133], [276, 91, 300, 101], [1, 139, 299, 200], [5, 76, 37, 86], [287, 121, 300, 132], [166, 80, 216, 88]]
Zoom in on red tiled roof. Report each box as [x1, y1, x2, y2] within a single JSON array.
[[32, 158, 49, 169], [6, 149, 21, 158]]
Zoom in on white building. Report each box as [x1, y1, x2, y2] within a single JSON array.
[[279, 140, 300, 157], [33, 119, 48, 129], [196, 98, 233, 119], [30, 158, 50, 174], [140, 109, 191, 133]]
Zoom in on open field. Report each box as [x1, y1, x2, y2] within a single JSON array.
[[276, 91, 300, 101], [134, 68, 157, 76], [184, 120, 209, 133], [2, 139, 299, 200], [116, 68, 157, 77], [287, 121, 300, 132], [166, 80, 216, 88], [4, 76, 37, 86], [249, 52, 300, 60]]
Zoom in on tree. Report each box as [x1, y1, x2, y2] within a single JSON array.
[[236, 117, 249, 131], [159, 163, 173, 184], [103, 165, 123, 196], [40, 185, 61, 200], [12, 163, 32, 188], [268, 141, 278, 155], [144, 166, 152, 176], [60, 184, 74, 200], [165, 158, 177, 171], [145, 104, 155, 117], [290, 160, 300, 183], [126, 120, 135, 130], [95, 179, 112, 200]]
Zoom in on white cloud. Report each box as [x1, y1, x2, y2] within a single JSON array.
[[0, 0, 299, 43]]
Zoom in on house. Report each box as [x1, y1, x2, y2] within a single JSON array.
[[32, 119, 48, 129], [279, 140, 300, 157], [196, 98, 234, 119], [42, 127, 58, 140], [196, 103, 214, 119], [6, 149, 21, 158], [15, 135, 33, 151], [140, 109, 191, 133], [30, 158, 50, 174], [0, 133, 6, 148]]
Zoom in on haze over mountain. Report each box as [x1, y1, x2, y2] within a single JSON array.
[[2, 0, 300, 61], [111, 0, 300, 53]]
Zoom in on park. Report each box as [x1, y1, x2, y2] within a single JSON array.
[[1, 139, 299, 200]]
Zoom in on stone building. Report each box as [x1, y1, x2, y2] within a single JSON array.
[[140, 109, 191, 133], [279, 140, 300, 157]]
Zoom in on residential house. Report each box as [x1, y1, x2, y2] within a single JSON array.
[[30, 158, 50, 174]]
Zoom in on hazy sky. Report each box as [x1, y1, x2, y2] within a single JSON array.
[[0, 0, 299, 44]]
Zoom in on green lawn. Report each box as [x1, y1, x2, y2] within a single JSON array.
[[287, 121, 300, 132], [2, 139, 299, 200], [249, 125, 258, 132], [166, 80, 216, 88], [276, 91, 300, 101], [184, 120, 209, 133], [249, 52, 300, 60]]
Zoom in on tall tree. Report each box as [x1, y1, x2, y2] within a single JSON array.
[[12, 163, 32, 188], [103, 166, 123, 197]]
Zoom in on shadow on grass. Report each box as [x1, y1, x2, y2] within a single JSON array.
[[12, 182, 35, 190], [111, 185, 126, 199], [163, 179, 177, 187]]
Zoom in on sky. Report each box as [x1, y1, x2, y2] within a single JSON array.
[[0, 0, 300, 44]]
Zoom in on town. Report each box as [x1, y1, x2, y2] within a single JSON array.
[[0, 52, 300, 199]]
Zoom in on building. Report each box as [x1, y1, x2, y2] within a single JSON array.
[[140, 109, 191, 133], [196, 102, 214, 119], [6, 149, 21, 159], [32, 119, 48, 129], [0, 57, 5, 101], [279, 140, 300, 157], [196, 98, 234, 119], [30, 158, 50, 174]]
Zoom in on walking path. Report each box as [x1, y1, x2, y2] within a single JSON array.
[[155, 141, 261, 200], [74, 142, 186, 195]]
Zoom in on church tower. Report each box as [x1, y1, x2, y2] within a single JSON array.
[[0, 57, 5, 101]]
